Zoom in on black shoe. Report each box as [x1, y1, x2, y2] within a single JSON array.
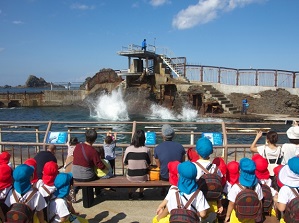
[[138, 192, 144, 200], [128, 192, 133, 200]]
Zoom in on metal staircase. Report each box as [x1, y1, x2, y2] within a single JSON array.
[[160, 55, 183, 77], [202, 85, 240, 114]]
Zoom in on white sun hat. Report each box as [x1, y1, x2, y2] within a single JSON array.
[[286, 126, 299, 139]]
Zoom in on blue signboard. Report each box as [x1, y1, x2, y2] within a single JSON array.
[[145, 131, 156, 145], [202, 132, 223, 146], [47, 132, 67, 144]]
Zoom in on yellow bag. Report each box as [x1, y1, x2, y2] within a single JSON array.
[[149, 166, 160, 181]]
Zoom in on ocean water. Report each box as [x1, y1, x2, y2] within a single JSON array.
[[0, 88, 289, 145]]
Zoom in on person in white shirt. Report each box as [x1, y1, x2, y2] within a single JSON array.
[[281, 123, 299, 165], [167, 161, 210, 221], [193, 137, 223, 218], [225, 158, 263, 223], [275, 157, 299, 213], [5, 164, 47, 223], [47, 172, 78, 223]]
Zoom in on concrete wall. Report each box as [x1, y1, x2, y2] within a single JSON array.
[[43, 90, 86, 106]]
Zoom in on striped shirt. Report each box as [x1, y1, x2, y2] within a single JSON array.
[[123, 145, 151, 182]]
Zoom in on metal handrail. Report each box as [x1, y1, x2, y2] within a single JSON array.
[[0, 120, 289, 170]]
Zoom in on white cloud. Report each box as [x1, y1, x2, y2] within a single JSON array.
[[172, 0, 266, 30], [70, 3, 95, 10], [12, 20, 24, 25], [149, 0, 170, 7]]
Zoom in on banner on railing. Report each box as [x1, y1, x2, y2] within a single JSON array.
[[47, 132, 67, 144], [145, 131, 156, 145], [202, 132, 223, 146]]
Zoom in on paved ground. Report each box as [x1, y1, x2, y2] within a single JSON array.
[[72, 187, 164, 223], [72, 187, 280, 223]]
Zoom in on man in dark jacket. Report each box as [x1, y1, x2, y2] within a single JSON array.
[[34, 144, 57, 179]]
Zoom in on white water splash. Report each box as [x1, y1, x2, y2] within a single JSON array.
[[149, 104, 198, 121], [177, 107, 198, 121], [92, 88, 129, 121], [149, 104, 177, 120]]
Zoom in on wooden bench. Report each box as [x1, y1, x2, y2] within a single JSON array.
[[74, 176, 170, 208]]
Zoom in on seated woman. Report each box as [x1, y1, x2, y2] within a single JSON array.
[[123, 129, 151, 200]]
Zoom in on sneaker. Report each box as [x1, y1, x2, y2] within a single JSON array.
[[138, 192, 144, 200], [128, 192, 133, 200]]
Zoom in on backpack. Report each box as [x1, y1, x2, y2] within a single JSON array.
[[169, 189, 200, 223], [284, 187, 299, 223], [234, 184, 262, 221], [195, 162, 223, 201], [6, 189, 37, 223], [260, 182, 273, 215]]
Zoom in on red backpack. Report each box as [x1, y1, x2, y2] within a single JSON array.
[[234, 184, 262, 221], [195, 162, 223, 201], [6, 189, 37, 223], [284, 187, 299, 223], [169, 190, 200, 223]]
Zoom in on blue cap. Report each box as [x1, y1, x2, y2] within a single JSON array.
[[54, 172, 73, 198], [239, 158, 257, 187], [288, 157, 299, 175], [196, 137, 213, 159], [177, 161, 198, 195], [13, 164, 34, 195]]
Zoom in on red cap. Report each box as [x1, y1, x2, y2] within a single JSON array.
[[42, 161, 58, 186], [24, 158, 38, 183], [226, 161, 239, 185], [252, 154, 270, 180], [187, 148, 199, 162], [212, 157, 227, 186], [0, 164, 12, 190], [168, 161, 180, 186], [0, 151, 11, 164], [274, 164, 284, 188]]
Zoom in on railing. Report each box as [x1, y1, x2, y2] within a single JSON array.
[[119, 44, 156, 54], [185, 65, 299, 88], [0, 120, 290, 173]]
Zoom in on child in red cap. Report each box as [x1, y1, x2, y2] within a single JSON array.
[[0, 164, 13, 221], [153, 161, 180, 223]]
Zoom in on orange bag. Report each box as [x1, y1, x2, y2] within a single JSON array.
[[149, 165, 160, 181]]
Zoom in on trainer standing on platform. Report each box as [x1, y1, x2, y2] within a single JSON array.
[[141, 39, 147, 51]]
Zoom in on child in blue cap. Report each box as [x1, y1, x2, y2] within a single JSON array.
[[47, 172, 81, 223], [155, 161, 209, 222], [225, 158, 263, 223], [193, 137, 224, 219], [5, 164, 47, 223]]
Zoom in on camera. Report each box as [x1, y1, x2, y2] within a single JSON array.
[[262, 132, 267, 136], [285, 120, 293, 125]]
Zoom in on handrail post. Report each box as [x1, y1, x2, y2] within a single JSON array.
[[190, 131, 194, 145], [35, 127, 40, 153], [131, 121, 137, 142], [43, 121, 53, 151], [221, 121, 228, 163]]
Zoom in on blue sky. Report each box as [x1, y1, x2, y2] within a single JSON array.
[[1, 0, 298, 86]]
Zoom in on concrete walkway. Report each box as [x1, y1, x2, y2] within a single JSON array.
[[72, 187, 280, 223], [72, 187, 163, 223]]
